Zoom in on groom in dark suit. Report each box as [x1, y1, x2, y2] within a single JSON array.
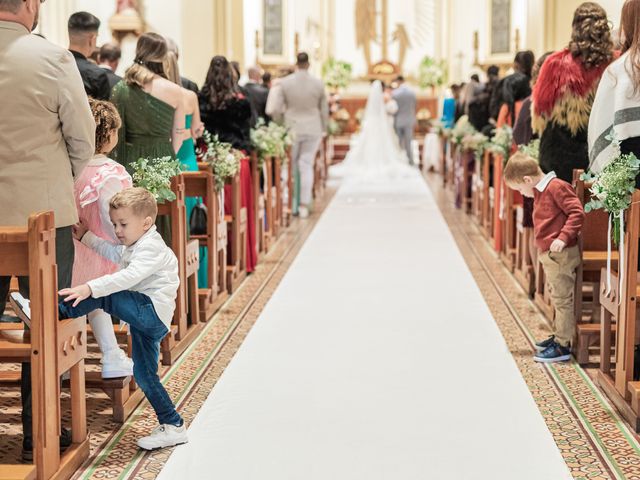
[[392, 76, 417, 165]]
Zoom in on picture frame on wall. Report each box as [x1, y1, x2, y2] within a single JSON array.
[[260, 0, 289, 65], [486, 0, 513, 65]]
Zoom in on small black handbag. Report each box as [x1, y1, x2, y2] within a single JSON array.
[[189, 201, 208, 235]]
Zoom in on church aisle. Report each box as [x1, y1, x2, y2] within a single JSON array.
[[158, 171, 572, 480]]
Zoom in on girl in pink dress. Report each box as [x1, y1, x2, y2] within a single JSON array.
[[73, 100, 133, 378]]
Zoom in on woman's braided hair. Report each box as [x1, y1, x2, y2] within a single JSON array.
[[90, 99, 122, 154], [569, 2, 613, 69]]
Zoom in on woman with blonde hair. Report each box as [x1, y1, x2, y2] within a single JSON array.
[[110, 32, 185, 171]]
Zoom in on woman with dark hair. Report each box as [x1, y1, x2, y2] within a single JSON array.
[[489, 50, 535, 123], [110, 32, 185, 171], [589, 0, 640, 182], [533, 2, 613, 183], [199, 55, 257, 273]]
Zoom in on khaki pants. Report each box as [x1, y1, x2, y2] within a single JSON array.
[[539, 245, 581, 347]]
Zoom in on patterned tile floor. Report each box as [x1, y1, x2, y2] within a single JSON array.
[[425, 173, 640, 480]]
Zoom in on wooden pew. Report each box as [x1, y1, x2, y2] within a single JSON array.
[[183, 170, 228, 321], [459, 149, 474, 213], [471, 153, 484, 225], [573, 169, 618, 364], [283, 148, 294, 227], [250, 153, 267, 258], [597, 190, 640, 430], [0, 211, 89, 480], [225, 171, 248, 293], [264, 156, 277, 249], [481, 151, 493, 240], [500, 187, 518, 272], [513, 204, 536, 297], [158, 174, 203, 365]]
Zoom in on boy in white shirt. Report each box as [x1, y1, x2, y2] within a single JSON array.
[[12, 187, 187, 450]]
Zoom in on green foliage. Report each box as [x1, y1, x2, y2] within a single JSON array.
[[486, 125, 513, 162], [322, 58, 352, 90], [198, 130, 241, 192], [518, 138, 540, 160], [418, 56, 447, 89], [582, 133, 640, 245], [131, 156, 184, 204], [250, 118, 293, 165]]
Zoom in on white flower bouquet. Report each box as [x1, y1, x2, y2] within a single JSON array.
[[198, 130, 241, 192], [131, 156, 184, 203], [250, 119, 294, 165], [486, 125, 513, 160]]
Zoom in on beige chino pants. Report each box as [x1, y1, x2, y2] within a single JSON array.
[[539, 245, 581, 347]]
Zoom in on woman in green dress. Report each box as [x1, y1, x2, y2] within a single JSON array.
[[111, 32, 185, 171]]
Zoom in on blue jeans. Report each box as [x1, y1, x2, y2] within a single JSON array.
[[59, 291, 182, 426]]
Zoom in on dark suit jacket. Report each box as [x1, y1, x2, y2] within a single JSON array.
[[100, 67, 122, 94], [70, 50, 111, 101], [181, 76, 199, 94], [244, 81, 270, 123]]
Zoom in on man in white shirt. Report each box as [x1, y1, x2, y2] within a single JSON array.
[[14, 188, 187, 451]]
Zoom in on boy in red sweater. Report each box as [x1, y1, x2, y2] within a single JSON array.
[[505, 152, 585, 363]]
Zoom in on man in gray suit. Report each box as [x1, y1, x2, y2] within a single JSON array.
[[266, 52, 328, 218], [392, 76, 417, 165]]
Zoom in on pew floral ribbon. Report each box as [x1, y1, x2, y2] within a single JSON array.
[[197, 130, 242, 192], [582, 132, 640, 296], [131, 156, 184, 203]]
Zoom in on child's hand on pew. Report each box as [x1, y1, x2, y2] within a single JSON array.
[[72, 220, 89, 241], [59, 284, 92, 307], [549, 238, 566, 253]]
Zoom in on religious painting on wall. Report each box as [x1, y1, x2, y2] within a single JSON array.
[[263, 0, 284, 56], [490, 0, 511, 55]]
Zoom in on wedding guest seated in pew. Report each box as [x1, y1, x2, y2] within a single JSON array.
[[505, 152, 585, 363], [71, 99, 134, 378], [13, 188, 187, 450]]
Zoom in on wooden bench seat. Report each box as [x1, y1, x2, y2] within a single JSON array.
[[1, 465, 36, 480], [0, 211, 89, 479]]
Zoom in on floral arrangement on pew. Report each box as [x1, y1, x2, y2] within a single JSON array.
[[321, 58, 353, 91], [581, 132, 640, 296], [131, 156, 184, 203], [518, 138, 540, 160], [486, 125, 513, 162], [462, 132, 489, 163], [197, 129, 242, 192], [582, 133, 640, 245], [450, 115, 476, 146], [250, 118, 294, 166]]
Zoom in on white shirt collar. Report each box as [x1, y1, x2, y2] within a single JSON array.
[[535, 171, 557, 192], [99, 64, 113, 71]]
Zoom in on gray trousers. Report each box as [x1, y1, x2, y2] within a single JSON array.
[[0, 226, 74, 442], [395, 125, 414, 165], [292, 135, 322, 206]]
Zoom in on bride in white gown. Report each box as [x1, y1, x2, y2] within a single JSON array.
[[337, 80, 413, 181]]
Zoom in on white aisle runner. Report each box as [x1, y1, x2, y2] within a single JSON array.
[[158, 173, 571, 480]]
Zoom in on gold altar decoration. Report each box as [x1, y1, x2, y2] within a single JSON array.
[[355, 0, 410, 78], [109, 0, 145, 42]]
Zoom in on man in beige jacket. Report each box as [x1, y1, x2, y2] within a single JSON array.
[[0, 0, 95, 460], [266, 53, 328, 218]]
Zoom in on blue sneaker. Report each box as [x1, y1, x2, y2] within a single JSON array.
[[534, 342, 572, 363], [534, 335, 555, 353]]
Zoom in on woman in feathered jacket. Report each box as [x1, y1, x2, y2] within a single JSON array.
[[532, 2, 613, 183]]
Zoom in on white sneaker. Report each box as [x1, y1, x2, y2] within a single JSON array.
[[299, 205, 310, 219], [9, 292, 31, 327], [137, 423, 188, 451], [101, 349, 134, 379]]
